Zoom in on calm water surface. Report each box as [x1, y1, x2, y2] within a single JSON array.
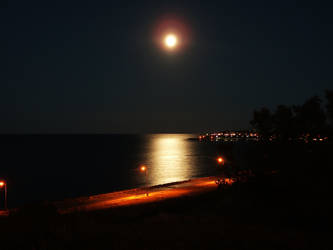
[[0, 134, 231, 207]]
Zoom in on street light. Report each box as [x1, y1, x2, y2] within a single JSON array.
[[0, 180, 7, 210], [140, 165, 149, 196], [216, 157, 225, 187], [217, 157, 224, 165]]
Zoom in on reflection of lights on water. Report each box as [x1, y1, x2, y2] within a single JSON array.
[[149, 135, 193, 186]]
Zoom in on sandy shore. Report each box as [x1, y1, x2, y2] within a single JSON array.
[[0, 210, 9, 217], [56, 176, 220, 214], [1, 143, 332, 249]]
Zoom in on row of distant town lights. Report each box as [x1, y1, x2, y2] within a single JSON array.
[[199, 132, 259, 140], [199, 132, 329, 142]]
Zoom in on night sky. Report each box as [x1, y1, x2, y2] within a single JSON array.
[[3, 0, 333, 133]]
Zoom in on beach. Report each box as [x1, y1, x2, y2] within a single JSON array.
[[56, 177, 219, 214], [1, 170, 331, 250], [1, 142, 332, 249]]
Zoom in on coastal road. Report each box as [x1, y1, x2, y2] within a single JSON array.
[[56, 177, 223, 214], [0, 210, 9, 217]]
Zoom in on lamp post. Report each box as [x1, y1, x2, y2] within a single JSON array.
[[0, 180, 7, 210], [216, 157, 225, 187], [140, 165, 149, 196], [217, 157, 225, 165]]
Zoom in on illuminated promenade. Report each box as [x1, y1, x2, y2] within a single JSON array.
[[0, 210, 9, 216], [56, 177, 221, 214]]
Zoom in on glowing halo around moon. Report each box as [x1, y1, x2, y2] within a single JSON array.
[[153, 15, 191, 53], [164, 34, 177, 48]]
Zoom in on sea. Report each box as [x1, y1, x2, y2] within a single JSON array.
[[0, 134, 243, 208]]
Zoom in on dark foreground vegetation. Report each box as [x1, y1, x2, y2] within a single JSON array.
[[0, 141, 332, 250], [251, 90, 333, 142]]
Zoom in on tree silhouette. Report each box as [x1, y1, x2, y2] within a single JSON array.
[[272, 105, 294, 141], [250, 107, 273, 140], [325, 90, 333, 124], [250, 92, 332, 141], [292, 96, 326, 137]]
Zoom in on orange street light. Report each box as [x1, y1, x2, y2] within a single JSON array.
[[217, 157, 224, 165], [0, 180, 7, 210], [216, 157, 225, 188], [140, 166, 147, 173], [140, 165, 149, 196]]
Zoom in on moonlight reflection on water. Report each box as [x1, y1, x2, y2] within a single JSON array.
[[146, 134, 197, 186]]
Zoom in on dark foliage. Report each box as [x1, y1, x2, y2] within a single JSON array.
[[325, 90, 333, 123], [251, 91, 332, 141], [293, 96, 326, 137], [272, 105, 294, 141], [250, 107, 273, 140]]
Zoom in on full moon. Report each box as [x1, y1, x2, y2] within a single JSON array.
[[164, 34, 177, 48]]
